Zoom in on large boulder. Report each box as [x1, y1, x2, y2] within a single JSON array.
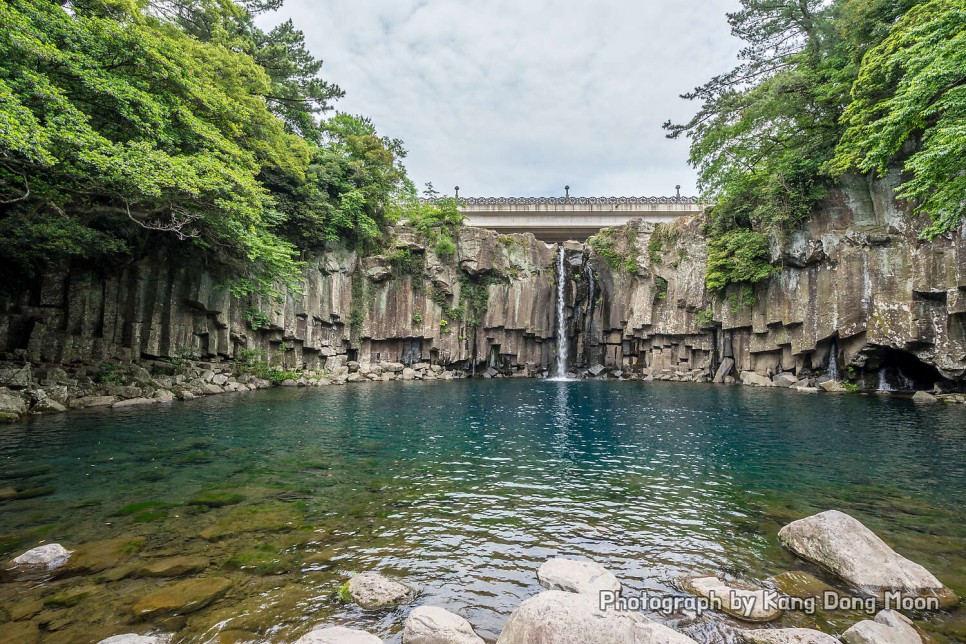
[[740, 372, 773, 387], [10, 543, 72, 571], [777, 511, 958, 608], [840, 609, 923, 644], [294, 627, 383, 643], [537, 558, 621, 596], [739, 628, 839, 644], [496, 590, 696, 644], [0, 388, 27, 421], [347, 572, 412, 609], [772, 373, 799, 388], [818, 380, 846, 393], [682, 577, 782, 622], [402, 606, 485, 644]]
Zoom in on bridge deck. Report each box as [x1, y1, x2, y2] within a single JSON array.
[[459, 197, 704, 243]]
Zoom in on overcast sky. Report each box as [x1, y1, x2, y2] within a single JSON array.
[[261, 0, 743, 198]]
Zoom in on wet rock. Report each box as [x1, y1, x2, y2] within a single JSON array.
[[683, 576, 782, 622], [294, 626, 383, 643], [200, 503, 302, 540], [32, 389, 68, 413], [496, 590, 696, 644], [841, 609, 923, 644], [402, 368, 416, 380], [10, 543, 72, 571], [113, 397, 157, 408], [713, 357, 735, 383], [911, 391, 938, 404], [818, 380, 846, 393], [769, 571, 839, 599], [97, 635, 173, 644], [588, 364, 606, 377], [402, 606, 485, 644], [0, 388, 28, 421], [139, 556, 209, 577], [201, 383, 224, 395], [347, 571, 412, 609], [71, 395, 117, 408], [740, 372, 773, 387], [777, 510, 958, 608], [62, 537, 144, 575], [0, 621, 40, 643], [536, 557, 621, 596], [154, 389, 176, 403], [739, 628, 839, 644], [131, 577, 232, 617], [773, 373, 799, 388]]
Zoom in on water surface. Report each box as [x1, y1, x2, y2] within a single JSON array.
[[0, 380, 963, 642]]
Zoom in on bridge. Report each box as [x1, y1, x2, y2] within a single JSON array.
[[460, 195, 704, 243]]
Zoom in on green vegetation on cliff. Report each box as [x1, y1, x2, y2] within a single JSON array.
[[667, 0, 965, 290], [0, 0, 417, 295]]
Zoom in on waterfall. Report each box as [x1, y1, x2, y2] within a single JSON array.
[[897, 369, 914, 391], [555, 246, 569, 378], [878, 368, 894, 391], [828, 338, 839, 380], [584, 262, 595, 363]]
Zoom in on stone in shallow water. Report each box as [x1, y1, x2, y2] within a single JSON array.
[[348, 571, 412, 609], [0, 621, 40, 643], [131, 577, 232, 617], [402, 605, 485, 644], [294, 626, 383, 643], [777, 510, 958, 608], [841, 609, 923, 644], [683, 576, 782, 622], [537, 557, 622, 596], [739, 627, 839, 644], [62, 537, 144, 575], [769, 570, 840, 599], [495, 590, 696, 644], [139, 556, 210, 577], [10, 543, 72, 571], [97, 635, 172, 644], [199, 503, 302, 540]]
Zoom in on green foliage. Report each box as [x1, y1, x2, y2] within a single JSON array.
[[337, 581, 352, 603], [267, 369, 300, 384], [404, 186, 465, 260], [588, 225, 639, 273], [94, 362, 129, 385], [830, 0, 966, 236], [727, 285, 758, 313], [349, 273, 366, 337], [647, 223, 680, 265], [707, 229, 777, 291], [244, 308, 273, 331], [653, 276, 669, 301], [696, 308, 715, 326], [236, 347, 273, 379]]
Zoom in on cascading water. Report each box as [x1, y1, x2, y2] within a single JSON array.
[[878, 367, 894, 391], [828, 338, 840, 380], [555, 246, 569, 378]]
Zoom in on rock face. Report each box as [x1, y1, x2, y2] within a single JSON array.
[[294, 627, 383, 644], [10, 543, 72, 571], [682, 577, 782, 622], [347, 572, 412, 609], [739, 628, 839, 644], [496, 590, 697, 644], [402, 606, 485, 644], [840, 609, 923, 644], [777, 510, 958, 607], [536, 557, 622, 596]]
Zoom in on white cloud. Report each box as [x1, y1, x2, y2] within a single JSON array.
[[261, 0, 743, 197]]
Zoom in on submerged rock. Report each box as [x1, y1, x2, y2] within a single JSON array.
[[10, 543, 72, 571], [347, 571, 412, 609], [402, 606, 485, 644], [739, 627, 839, 644], [777, 510, 958, 608], [841, 609, 923, 644], [496, 590, 696, 644], [536, 557, 621, 596], [294, 626, 383, 643], [138, 555, 209, 577], [769, 570, 840, 599], [131, 577, 231, 617], [683, 576, 782, 622]]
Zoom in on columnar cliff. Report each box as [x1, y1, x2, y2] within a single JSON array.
[[1, 173, 964, 418]]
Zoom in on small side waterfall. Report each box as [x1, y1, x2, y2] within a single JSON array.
[[828, 338, 840, 380], [555, 246, 569, 378], [878, 368, 894, 391]]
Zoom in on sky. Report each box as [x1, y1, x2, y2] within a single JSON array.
[[261, 0, 744, 198]]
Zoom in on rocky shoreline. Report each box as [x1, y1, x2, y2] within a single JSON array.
[[3, 351, 965, 426], [6, 511, 958, 643]]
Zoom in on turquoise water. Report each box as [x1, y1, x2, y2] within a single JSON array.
[[0, 380, 964, 643]]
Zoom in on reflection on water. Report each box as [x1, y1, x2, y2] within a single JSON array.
[[0, 380, 963, 643]]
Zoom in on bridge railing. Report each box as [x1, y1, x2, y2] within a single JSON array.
[[456, 195, 701, 206]]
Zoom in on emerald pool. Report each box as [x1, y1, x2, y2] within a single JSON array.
[[1, 380, 964, 643]]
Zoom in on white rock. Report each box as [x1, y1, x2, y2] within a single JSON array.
[[818, 380, 846, 393], [348, 572, 412, 609], [402, 606, 485, 644], [537, 558, 621, 596], [777, 510, 957, 607], [740, 371, 773, 387], [496, 590, 696, 644], [294, 626, 383, 644], [11, 543, 72, 570], [97, 635, 172, 644], [841, 609, 923, 644], [772, 373, 799, 388], [911, 391, 937, 404], [683, 577, 782, 622], [739, 628, 839, 644]]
